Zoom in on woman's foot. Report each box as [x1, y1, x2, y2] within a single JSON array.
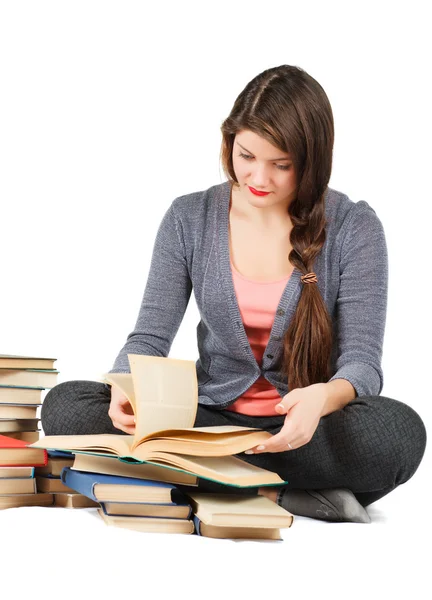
[[260, 487, 371, 523]]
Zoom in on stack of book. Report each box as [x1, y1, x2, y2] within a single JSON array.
[[35, 450, 98, 508], [61, 464, 195, 534], [58, 455, 292, 539], [0, 354, 59, 443], [0, 433, 54, 509], [30, 354, 294, 539]]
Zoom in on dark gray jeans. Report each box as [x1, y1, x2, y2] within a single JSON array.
[[41, 380, 427, 507]]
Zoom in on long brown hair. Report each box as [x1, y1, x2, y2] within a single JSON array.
[[219, 65, 334, 390]]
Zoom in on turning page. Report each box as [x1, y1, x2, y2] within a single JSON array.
[[128, 355, 198, 438]]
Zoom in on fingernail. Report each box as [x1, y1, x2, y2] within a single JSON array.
[[133, 418, 136, 423], [244, 450, 254, 454], [257, 445, 265, 451]]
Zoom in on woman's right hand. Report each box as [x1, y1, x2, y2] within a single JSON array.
[[108, 385, 136, 435]]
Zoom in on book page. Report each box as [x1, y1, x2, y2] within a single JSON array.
[[29, 434, 133, 456], [103, 373, 136, 412], [136, 430, 272, 457], [128, 355, 198, 442]]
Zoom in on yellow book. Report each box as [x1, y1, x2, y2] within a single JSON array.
[[0, 355, 56, 370], [54, 493, 98, 508], [36, 456, 75, 477], [0, 419, 40, 433], [0, 369, 58, 388], [195, 521, 283, 541], [0, 387, 43, 405], [0, 492, 54, 509], [98, 509, 195, 534], [31, 355, 287, 488], [0, 477, 36, 495], [6, 431, 40, 443], [0, 466, 34, 478], [101, 501, 191, 519], [0, 405, 39, 419], [36, 476, 75, 493]]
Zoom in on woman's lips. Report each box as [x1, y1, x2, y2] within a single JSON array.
[[248, 186, 271, 196]]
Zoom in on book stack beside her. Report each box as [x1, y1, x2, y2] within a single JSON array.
[[0, 354, 59, 443], [0, 434, 54, 509], [35, 450, 98, 508]]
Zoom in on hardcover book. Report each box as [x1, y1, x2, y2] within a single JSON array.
[[54, 493, 99, 508], [0, 492, 54, 509], [36, 474, 75, 493], [0, 369, 58, 388], [0, 404, 40, 419], [0, 477, 36, 495], [0, 355, 56, 370], [71, 452, 198, 486], [6, 431, 40, 443], [0, 419, 40, 433], [0, 387, 44, 405], [193, 516, 283, 541], [36, 451, 75, 476], [98, 510, 195, 534], [185, 492, 294, 528], [99, 501, 192, 519], [0, 434, 47, 467], [0, 466, 35, 478], [61, 467, 190, 504]]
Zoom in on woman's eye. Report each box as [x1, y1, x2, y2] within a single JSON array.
[[238, 153, 291, 171]]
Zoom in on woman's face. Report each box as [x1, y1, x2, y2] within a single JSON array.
[[232, 129, 298, 210]]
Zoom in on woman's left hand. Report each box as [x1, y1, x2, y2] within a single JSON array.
[[245, 383, 328, 454]]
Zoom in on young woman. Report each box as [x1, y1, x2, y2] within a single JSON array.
[[41, 64, 427, 523]]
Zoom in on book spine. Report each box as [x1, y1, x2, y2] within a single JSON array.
[[61, 467, 98, 501], [170, 487, 192, 507], [192, 515, 201, 536]]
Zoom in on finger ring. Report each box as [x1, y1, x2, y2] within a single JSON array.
[[287, 442, 293, 449]]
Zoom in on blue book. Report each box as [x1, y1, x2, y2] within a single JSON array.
[[61, 467, 190, 504]]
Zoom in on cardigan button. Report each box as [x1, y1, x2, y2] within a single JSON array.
[[276, 309, 285, 316], [266, 354, 274, 359], [273, 335, 282, 341]]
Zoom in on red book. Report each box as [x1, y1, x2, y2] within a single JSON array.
[[0, 434, 47, 467]]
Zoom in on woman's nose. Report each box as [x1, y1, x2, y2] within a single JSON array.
[[250, 164, 271, 186]]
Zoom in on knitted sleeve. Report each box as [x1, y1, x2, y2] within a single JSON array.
[[328, 202, 388, 397]]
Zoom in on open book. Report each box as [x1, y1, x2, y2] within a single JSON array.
[[31, 355, 287, 487]]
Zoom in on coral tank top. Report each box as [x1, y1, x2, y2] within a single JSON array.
[[225, 260, 292, 416]]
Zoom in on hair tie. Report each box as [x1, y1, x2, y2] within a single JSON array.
[[301, 272, 318, 284]]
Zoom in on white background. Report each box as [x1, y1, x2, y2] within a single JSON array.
[[0, 2, 431, 599]]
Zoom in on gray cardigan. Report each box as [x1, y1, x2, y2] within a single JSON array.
[[110, 180, 388, 407]]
